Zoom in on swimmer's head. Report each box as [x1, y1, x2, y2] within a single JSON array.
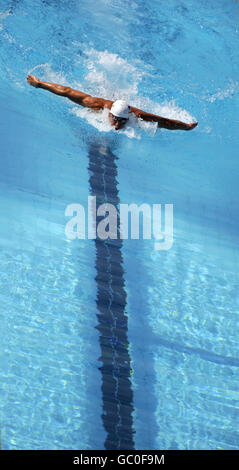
[[109, 100, 130, 130], [111, 100, 130, 118]]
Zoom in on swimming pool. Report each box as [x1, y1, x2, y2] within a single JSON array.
[[0, 0, 239, 450]]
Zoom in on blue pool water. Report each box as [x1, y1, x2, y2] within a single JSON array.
[[0, 0, 239, 450]]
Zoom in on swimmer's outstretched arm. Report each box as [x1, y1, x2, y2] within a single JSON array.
[[27, 75, 197, 130], [27, 75, 112, 111], [130, 106, 198, 131]]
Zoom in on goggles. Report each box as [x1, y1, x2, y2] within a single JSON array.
[[112, 115, 128, 124]]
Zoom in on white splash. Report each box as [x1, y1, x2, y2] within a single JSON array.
[[82, 48, 142, 100], [206, 81, 239, 103], [148, 98, 195, 124], [71, 47, 194, 138], [28, 63, 69, 86], [70, 106, 157, 139]]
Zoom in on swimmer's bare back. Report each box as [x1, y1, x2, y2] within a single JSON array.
[[27, 75, 198, 131]]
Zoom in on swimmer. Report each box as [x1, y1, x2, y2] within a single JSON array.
[[27, 74, 198, 132]]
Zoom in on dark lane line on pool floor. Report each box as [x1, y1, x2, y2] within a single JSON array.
[[88, 142, 135, 450]]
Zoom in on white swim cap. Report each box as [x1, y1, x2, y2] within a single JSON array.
[[110, 100, 130, 118]]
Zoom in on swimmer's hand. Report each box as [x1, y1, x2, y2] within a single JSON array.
[[186, 122, 198, 131], [27, 74, 41, 88]]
